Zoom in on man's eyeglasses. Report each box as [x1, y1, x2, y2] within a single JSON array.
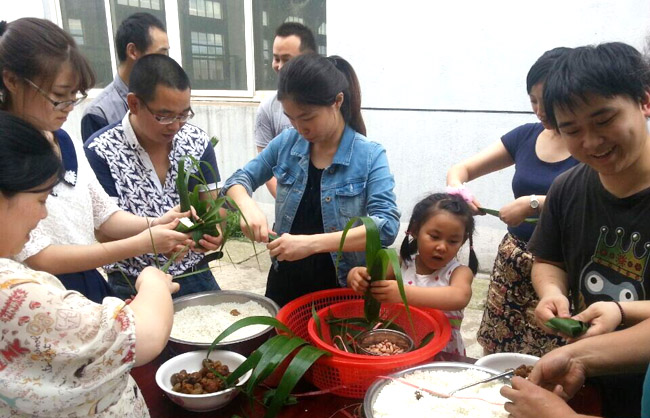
[[24, 78, 87, 111], [139, 98, 195, 125]]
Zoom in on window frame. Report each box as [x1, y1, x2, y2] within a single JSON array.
[[54, 0, 259, 99]]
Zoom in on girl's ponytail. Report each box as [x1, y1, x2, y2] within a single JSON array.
[[329, 56, 366, 136], [399, 232, 418, 262], [467, 235, 479, 275]]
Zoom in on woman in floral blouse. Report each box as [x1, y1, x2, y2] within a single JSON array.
[[0, 111, 178, 416]]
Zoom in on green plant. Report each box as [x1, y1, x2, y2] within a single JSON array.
[[333, 216, 414, 331], [207, 317, 328, 418]]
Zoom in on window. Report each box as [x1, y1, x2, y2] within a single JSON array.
[[179, 0, 247, 90], [189, 0, 222, 19], [56, 0, 326, 94], [59, 0, 113, 88], [252, 0, 326, 91]]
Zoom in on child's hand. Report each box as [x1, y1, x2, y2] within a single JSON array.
[[370, 280, 402, 303], [347, 267, 370, 294]]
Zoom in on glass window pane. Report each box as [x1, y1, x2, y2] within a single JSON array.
[[60, 0, 112, 88], [179, 0, 247, 90], [253, 0, 326, 90], [213, 1, 222, 19], [109, 0, 166, 47]]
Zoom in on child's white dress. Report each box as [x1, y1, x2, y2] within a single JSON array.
[[401, 258, 466, 355]]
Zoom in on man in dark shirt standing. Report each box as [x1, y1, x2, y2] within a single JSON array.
[[81, 12, 169, 142]]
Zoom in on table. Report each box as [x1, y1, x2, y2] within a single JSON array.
[[131, 346, 364, 418], [131, 349, 601, 417]]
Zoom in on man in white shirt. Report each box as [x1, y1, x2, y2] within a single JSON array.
[[255, 22, 316, 197], [85, 54, 221, 299]]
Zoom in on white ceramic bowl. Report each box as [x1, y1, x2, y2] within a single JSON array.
[[475, 352, 540, 372], [155, 349, 252, 412]]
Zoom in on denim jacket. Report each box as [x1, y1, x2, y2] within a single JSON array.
[[222, 125, 400, 286]]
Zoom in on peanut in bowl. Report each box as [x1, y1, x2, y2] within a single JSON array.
[[356, 329, 415, 356]]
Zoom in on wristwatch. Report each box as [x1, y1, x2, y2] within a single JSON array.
[[529, 195, 540, 211]]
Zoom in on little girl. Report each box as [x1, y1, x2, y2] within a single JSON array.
[[348, 193, 478, 355]]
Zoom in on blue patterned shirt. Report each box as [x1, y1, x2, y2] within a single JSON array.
[[84, 113, 220, 278]]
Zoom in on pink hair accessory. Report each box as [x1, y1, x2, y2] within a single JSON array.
[[445, 184, 474, 204]]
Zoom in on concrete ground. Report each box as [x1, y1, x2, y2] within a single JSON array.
[[213, 239, 489, 359]]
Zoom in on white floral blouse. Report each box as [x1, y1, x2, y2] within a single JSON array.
[[0, 259, 149, 417], [14, 129, 120, 263]]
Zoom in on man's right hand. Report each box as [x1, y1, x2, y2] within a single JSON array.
[[528, 347, 588, 401], [535, 294, 571, 334]]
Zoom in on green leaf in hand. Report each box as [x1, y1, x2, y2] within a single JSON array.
[[544, 317, 589, 338]]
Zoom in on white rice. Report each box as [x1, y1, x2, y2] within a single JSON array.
[[171, 301, 272, 343], [372, 369, 509, 418]]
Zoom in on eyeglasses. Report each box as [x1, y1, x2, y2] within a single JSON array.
[[24, 78, 87, 110], [138, 97, 195, 125]]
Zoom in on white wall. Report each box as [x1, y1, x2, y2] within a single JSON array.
[[12, 0, 650, 269]]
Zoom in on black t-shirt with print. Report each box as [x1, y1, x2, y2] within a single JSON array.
[[529, 163, 650, 312], [529, 162, 650, 418]]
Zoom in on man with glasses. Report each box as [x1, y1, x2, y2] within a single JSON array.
[[84, 54, 222, 300], [80, 12, 169, 142]]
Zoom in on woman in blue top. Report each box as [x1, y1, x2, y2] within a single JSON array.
[[446, 47, 579, 356], [223, 54, 400, 306]]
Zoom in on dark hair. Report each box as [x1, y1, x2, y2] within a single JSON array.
[[400, 193, 478, 275], [526, 47, 572, 93], [129, 54, 190, 103], [115, 12, 166, 63], [0, 18, 95, 109], [277, 54, 366, 136], [543, 42, 650, 129], [275, 22, 316, 53], [0, 111, 62, 197]]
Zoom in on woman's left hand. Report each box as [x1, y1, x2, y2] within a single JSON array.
[[498, 197, 532, 227], [569, 301, 622, 341], [267, 233, 316, 262], [501, 376, 579, 418], [193, 226, 224, 253], [153, 205, 192, 227]]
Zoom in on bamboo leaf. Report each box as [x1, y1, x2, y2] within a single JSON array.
[[161, 243, 190, 273], [544, 317, 589, 338], [265, 345, 329, 418], [208, 316, 293, 357], [225, 335, 284, 386], [245, 335, 307, 393], [380, 248, 415, 335], [365, 256, 386, 322], [418, 331, 435, 348], [311, 303, 323, 341], [176, 157, 191, 212], [479, 207, 538, 224]]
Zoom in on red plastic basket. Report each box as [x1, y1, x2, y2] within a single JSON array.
[[308, 300, 443, 360], [276, 288, 451, 398]]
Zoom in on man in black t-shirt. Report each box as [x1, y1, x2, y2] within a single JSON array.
[[522, 43, 650, 418]]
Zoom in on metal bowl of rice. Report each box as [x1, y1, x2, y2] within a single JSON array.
[[168, 290, 280, 356], [363, 362, 510, 418]]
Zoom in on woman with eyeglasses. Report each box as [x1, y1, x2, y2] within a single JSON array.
[[0, 18, 199, 303]]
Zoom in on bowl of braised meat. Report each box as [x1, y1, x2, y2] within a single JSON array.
[[155, 349, 252, 412]]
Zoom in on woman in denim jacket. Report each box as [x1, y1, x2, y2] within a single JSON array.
[[222, 54, 400, 306]]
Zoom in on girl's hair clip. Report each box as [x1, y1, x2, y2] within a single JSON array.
[[445, 184, 474, 204]]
